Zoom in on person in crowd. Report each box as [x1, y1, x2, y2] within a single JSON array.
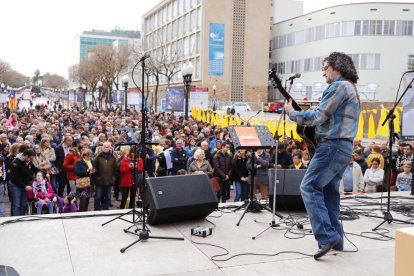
[[211, 139, 223, 157], [247, 149, 270, 200], [232, 149, 249, 202], [143, 144, 156, 177], [74, 149, 95, 212], [0, 144, 7, 217], [284, 52, 360, 259], [302, 150, 311, 168], [40, 137, 57, 193], [396, 144, 413, 173], [213, 141, 233, 203], [32, 144, 52, 176], [9, 149, 37, 216], [188, 148, 213, 177], [184, 137, 197, 158], [156, 139, 171, 177], [273, 143, 293, 169], [55, 135, 73, 197], [32, 171, 55, 215], [171, 139, 188, 175], [119, 146, 143, 209], [363, 158, 384, 193], [200, 140, 214, 166], [54, 194, 78, 213], [339, 158, 364, 193], [209, 130, 222, 150], [366, 144, 385, 169], [289, 151, 307, 170], [396, 161, 412, 192], [352, 149, 368, 175], [63, 139, 82, 196], [94, 142, 118, 210]]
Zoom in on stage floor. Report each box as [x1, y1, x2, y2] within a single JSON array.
[[1, 192, 413, 276]]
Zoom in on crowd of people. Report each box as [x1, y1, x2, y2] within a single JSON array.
[[0, 100, 412, 217]]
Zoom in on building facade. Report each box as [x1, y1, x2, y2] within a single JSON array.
[[79, 29, 140, 61], [142, 0, 271, 109], [270, 2, 414, 102]]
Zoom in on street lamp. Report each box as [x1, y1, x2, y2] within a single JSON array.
[[97, 81, 103, 110], [181, 62, 194, 120], [81, 84, 87, 110], [212, 84, 216, 95], [122, 75, 129, 111]]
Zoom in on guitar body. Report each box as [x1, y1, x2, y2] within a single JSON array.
[[296, 125, 316, 157], [269, 68, 317, 157]]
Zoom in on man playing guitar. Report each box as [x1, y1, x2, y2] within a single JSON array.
[[284, 52, 361, 260]]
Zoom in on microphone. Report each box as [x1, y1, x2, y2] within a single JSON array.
[[139, 52, 151, 62], [287, 73, 301, 81]]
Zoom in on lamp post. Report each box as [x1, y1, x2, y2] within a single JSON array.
[[97, 80, 103, 110], [122, 75, 129, 111], [81, 84, 87, 110], [181, 62, 194, 120]]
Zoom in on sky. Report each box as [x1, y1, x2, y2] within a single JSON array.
[[0, 0, 411, 80]]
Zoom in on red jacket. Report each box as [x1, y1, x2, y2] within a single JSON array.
[[28, 179, 54, 201], [63, 150, 81, 181], [120, 156, 143, 188]]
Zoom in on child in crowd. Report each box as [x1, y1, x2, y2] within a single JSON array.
[[396, 161, 412, 192], [54, 194, 78, 213], [32, 172, 55, 214]]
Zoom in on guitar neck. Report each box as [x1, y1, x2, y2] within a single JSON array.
[[274, 83, 302, 111]]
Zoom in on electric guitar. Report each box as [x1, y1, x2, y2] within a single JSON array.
[[269, 68, 317, 156]]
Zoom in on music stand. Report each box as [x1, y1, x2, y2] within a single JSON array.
[[228, 126, 283, 226]]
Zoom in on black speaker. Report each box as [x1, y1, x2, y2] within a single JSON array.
[[145, 174, 219, 225], [268, 169, 306, 211]]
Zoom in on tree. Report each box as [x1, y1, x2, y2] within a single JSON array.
[[1, 69, 27, 87], [145, 33, 184, 112], [42, 73, 68, 88], [32, 69, 41, 85], [0, 60, 11, 82]]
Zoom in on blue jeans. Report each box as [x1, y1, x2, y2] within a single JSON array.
[[49, 175, 57, 194], [95, 186, 112, 211], [0, 183, 5, 217], [35, 200, 54, 214], [300, 140, 352, 250], [9, 182, 28, 216], [234, 181, 249, 202]]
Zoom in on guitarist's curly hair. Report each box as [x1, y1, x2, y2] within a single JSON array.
[[323, 52, 359, 84]]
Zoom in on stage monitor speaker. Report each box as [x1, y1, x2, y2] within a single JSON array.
[[145, 174, 219, 225], [268, 169, 306, 211]]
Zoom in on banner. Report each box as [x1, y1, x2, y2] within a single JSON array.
[[189, 87, 208, 110], [208, 23, 224, 76], [402, 71, 414, 140], [166, 87, 185, 112], [111, 90, 125, 105]]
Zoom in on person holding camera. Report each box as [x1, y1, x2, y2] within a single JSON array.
[[119, 147, 143, 209]]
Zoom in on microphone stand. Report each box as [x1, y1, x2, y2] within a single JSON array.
[[365, 74, 413, 230], [120, 55, 184, 253], [252, 107, 285, 239]]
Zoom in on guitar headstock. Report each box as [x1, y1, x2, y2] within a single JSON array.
[[268, 68, 282, 87]]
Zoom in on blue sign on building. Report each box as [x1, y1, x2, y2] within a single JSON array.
[[208, 23, 224, 76]]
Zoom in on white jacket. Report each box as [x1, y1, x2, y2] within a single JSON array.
[[339, 162, 364, 193], [363, 167, 384, 193]]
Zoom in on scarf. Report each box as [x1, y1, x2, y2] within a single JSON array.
[[101, 151, 112, 160], [33, 179, 47, 196], [84, 158, 93, 170]]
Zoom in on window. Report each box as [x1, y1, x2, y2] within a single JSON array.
[[383, 20, 395, 35], [342, 21, 355, 36], [409, 55, 414, 70], [354, 20, 361, 35], [191, 10, 197, 30]]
